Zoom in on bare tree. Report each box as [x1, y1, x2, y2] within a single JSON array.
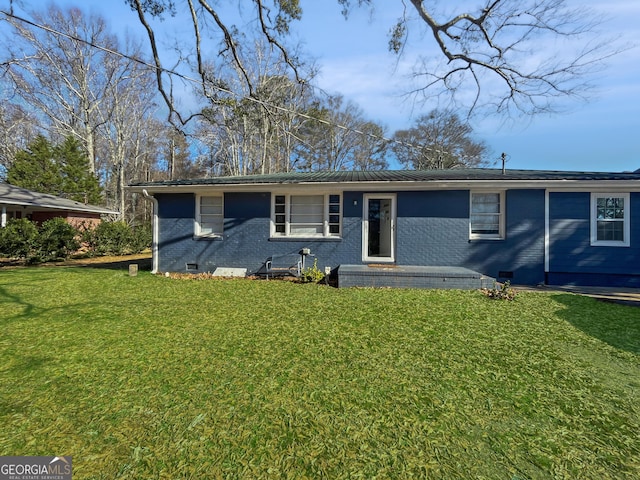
[[95, 49, 160, 216], [194, 38, 315, 176], [1, 6, 122, 173], [126, 0, 616, 122], [295, 95, 389, 171], [0, 102, 39, 179], [392, 110, 489, 169], [1, 5, 163, 220], [157, 128, 203, 181], [350, 121, 389, 171], [126, 117, 166, 224]]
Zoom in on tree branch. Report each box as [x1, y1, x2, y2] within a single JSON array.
[[196, 0, 254, 95], [130, 0, 189, 125], [255, 0, 303, 84], [403, 0, 617, 117]]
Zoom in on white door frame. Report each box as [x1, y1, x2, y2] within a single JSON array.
[[362, 193, 396, 263]]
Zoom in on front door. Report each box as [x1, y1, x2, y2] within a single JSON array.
[[363, 194, 396, 263]]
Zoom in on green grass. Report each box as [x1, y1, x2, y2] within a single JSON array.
[[1, 267, 639, 479]]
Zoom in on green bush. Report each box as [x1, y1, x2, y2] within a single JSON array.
[[1, 218, 151, 261], [300, 257, 325, 283], [35, 217, 80, 262], [0, 218, 39, 258], [129, 224, 152, 254], [84, 222, 133, 255]]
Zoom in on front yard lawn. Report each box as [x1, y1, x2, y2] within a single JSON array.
[[0, 267, 638, 479]]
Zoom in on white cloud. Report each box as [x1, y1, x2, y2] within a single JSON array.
[[312, 53, 418, 129]]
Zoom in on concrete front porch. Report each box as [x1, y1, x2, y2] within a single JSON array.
[[337, 265, 495, 290]]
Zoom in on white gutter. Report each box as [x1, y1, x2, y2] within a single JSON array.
[[142, 189, 159, 274]]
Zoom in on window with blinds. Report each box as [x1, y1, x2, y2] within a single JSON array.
[[470, 192, 504, 239], [196, 195, 224, 237], [272, 194, 341, 237]]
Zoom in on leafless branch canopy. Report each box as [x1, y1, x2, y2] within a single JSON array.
[[127, 0, 620, 123], [401, 0, 617, 117], [127, 0, 307, 126]]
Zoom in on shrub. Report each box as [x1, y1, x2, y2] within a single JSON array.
[[129, 224, 152, 254], [83, 222, 133, 255], [1, 218, 152, 262], [0, 218, 39, 258], [481, 281, 517, 301], [300, 257, 325, 283], [35, 217, 80, 262]]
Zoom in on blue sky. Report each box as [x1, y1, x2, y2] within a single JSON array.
[[5, 0, 640, 172], [290, 1, 640, 172]]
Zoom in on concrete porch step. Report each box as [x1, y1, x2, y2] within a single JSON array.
[[337, 265, 495, 290]]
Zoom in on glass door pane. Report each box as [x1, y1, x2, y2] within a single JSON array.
[[364, 195, 395, 262]]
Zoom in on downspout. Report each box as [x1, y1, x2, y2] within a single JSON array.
[[544, 189, 550, 285], [1, 206, 6, 227], [142, 189, 159, 274]]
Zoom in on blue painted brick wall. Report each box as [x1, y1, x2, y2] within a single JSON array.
[[156, 191, 362, 274], [155, 189, 546, 284], [396, 189, 545, 285], [396, 190, 468, 266], [548, 191, 640, 286]]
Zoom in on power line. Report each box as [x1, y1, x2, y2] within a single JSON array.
[[0, 8, 459, 159]]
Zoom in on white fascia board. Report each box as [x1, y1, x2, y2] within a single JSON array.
[[0, 199, 117, 214], [545, 183, 640, 192]]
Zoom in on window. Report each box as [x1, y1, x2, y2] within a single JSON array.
[[470, 191, 504, 239], [591, 193, 629, 246], [195, 194, 223, 237], [272, 193, 341, 237]]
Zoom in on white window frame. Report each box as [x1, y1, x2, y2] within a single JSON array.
[[195, 194, 224, 238], [591, 192, 630, 247], [271, 193, 342, 238], [469, 191, 505, 240]]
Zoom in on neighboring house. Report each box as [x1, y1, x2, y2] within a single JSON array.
[[129, 169, 640, 287], [0, 183, 117, 228]]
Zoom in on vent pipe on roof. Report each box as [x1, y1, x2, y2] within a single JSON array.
[[501, 152, 507, 174]]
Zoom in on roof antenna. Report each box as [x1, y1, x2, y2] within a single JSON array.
[[501, 152, 507, 174]]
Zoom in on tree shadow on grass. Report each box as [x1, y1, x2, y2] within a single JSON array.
[[0, 283, 35, 320], [0, 254, 153, 272], [551, 293, 640, 355], [67, 257, 153, 271]]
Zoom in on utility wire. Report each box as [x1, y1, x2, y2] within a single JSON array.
[[0, 8, 459, 159]]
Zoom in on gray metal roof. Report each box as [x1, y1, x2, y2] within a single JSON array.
[[0, 183, 118, 215], [129, 168, 640, 188]]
